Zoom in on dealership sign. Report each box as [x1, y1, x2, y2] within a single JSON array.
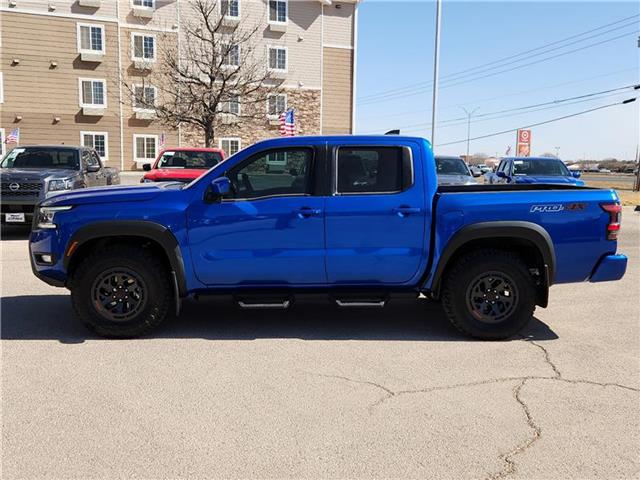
[[516, 129, 531, 157]]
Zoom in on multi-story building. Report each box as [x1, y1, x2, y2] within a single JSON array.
[[0, 0, 358, 169]]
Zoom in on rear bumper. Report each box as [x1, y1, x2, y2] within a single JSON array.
[[589, 254, 627, 282]]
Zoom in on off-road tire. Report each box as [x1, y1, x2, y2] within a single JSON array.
[[442, 249, 536, 340], [69, 245, 172, 338]]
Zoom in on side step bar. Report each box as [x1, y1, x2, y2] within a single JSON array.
[[335, 298, 387, 308], [236, 297, 291, 309]]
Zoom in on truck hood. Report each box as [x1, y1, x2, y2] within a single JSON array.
[[0, 168, 78, 181], [41, 183, 176, 207], [437, 174, 476, 186], [513, 175, 583, 185], [144, 168, 207, 182]]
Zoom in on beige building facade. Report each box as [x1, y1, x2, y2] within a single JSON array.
[[0, 0, 358, 170]]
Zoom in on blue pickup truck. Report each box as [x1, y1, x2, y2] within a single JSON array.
[[29, 136, 627, 340], [486, 156, 584, 186]]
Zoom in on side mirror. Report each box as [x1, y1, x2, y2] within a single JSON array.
[[205, 176, 231, 202], [86, 164, 100, 173], [496, 171, 508, 179], [142, 163, 152, 172], [572, 171, 581, 178]]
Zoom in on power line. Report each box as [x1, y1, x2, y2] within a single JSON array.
[[361, 84, 639, 133], [434, 98, 637, 147], [358, 21, 640, 105], [364, 66, 638, 120], [396, 90, 633, 134], [358, 29, 638, 106], [358, 13, 639, 102]]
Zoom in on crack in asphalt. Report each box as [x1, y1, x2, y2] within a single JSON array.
[[310, 336, 638, 479], [488, 378, 541, 480]]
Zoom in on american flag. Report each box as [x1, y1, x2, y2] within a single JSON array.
[[505, 145, 512, 156], [159, 132, 167, 149], [279, 109, 295, 136], [5, 128, 20, 144]]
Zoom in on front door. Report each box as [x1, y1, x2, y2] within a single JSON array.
[[187, 146, 326, 286], [324, 144, 427, 285]]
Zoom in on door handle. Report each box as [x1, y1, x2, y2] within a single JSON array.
[[392, 206, 421, 217], [294, 207, 322, 219]]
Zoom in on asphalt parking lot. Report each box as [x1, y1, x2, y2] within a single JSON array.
[[1, 209, 638, 479]]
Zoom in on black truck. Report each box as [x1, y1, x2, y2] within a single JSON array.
[[0, 145, 119, 226]]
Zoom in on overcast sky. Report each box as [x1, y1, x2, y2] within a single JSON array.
[[354, 1, 639, 160]]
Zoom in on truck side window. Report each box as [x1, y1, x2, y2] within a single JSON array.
[[336, 147, 409, 194], [227, 148, 313, 200]]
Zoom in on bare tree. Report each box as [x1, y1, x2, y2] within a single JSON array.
[[124, 0, 284, 147]]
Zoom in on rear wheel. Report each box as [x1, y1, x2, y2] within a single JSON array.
[[442, 249, 536, 340], [70, 245, 172, 338]]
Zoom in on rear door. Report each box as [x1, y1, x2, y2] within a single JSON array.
[[324, 142, 427, 285]]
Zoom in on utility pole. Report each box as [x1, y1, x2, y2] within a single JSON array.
[[430, 0, 442, 152], [635, 35, 640, 192], [555, 146, 560, 158], [460, 106, 480, 161]]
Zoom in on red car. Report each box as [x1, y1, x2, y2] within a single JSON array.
[[141, 147, 226, 183]]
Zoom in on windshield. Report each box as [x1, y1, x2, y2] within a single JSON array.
[[513, 158, 570, 176], [436, 157, 470, 176], [157, 150, 223, 169], [0, 147, 80, 169]]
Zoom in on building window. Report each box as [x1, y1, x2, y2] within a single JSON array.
[[132, 0, 154, 7], [132, 33, 156, 61], [77, 23, 105, 53], [81, 131, 109, 161], [267, 94, 287, 117], [222, 94, 240, 115], [133, 85, 157, 111], [268, 47, 287, 71], [223, 44, 240, 67], [79, 79, 107, 107], [221, 0, 240, 18], [220, 138, 241, 156], [134, 135, 158, 162], [269, 0, 287, 23]]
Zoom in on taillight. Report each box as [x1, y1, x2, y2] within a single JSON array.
[[600, 203, 622, 240]]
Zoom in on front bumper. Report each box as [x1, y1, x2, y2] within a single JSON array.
[[29, 228, 67, 288], [589, 254, 627, 282]]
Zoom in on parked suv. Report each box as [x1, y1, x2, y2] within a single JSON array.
[[1, 145, 119, 226]]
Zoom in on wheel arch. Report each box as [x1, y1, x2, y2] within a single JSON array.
[[64, 220, 187, 296], [428, 221, 555, 307]]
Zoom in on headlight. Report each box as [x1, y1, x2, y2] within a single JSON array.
[[36, 206, 73, 229], [48, 179, 74, 191]]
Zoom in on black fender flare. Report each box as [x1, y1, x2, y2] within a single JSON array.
[[64, 220, 187, 296], [428, 221, 555, 300]]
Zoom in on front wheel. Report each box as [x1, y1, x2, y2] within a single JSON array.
[[70, 245, 173, 338], [441, 249, 536, 340]]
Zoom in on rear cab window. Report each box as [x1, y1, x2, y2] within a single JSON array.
[[334, 146, 413, 194]]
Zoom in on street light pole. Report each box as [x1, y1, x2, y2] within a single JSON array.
[[460, 106, 479, 161], [555, 146, 560, 158], [430, 0, 442, 152]]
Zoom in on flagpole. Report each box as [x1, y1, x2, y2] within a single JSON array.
[[430, 0, 442, 152]]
